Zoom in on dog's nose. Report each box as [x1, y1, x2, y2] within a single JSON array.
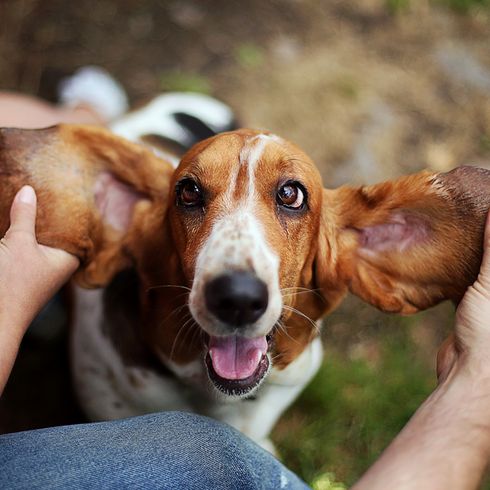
[[205, 271, 269, 326]]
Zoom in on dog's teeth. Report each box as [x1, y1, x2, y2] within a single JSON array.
[[209, 350, 213, 360]]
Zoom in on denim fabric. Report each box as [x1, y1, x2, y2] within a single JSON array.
[[0, 411, 310, 490]]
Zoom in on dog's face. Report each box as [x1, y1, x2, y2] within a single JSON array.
[[166, 129, 324, 396]]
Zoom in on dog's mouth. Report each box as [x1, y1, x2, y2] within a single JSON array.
[[204, 334, 273, 396]]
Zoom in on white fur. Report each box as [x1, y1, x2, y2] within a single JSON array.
[[189, 211, 282, 338], [71, 285, 323, 448], [59, 66, 128, 121], [189, 134, 283, 339], [70, 111, 319, 448], [71, 287, 195, 420], [206, 336, 323, 448], [111, 93, 234, 166]]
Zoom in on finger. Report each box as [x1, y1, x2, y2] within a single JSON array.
[[40, 245, 81, 273], [8, 186, 37, 236], [477, 211, 490, 274], [436, 333, 459, 383]]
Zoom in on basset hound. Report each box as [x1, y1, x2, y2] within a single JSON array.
[[1, 98, 489, 451]]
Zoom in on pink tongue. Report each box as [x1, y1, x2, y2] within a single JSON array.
[[208, 335, 268, 380]]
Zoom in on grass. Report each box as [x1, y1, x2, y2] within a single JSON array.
[[480, 134, 490, 153], [273, 302, 490, 488], [273, 315, 437, 487], [235, 43, 265, 69], [387, 0, 490, 12], [159, 71, 211, 94], [440, 0, 490, 12]]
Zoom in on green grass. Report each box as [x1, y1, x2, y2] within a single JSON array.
[[440, 0, 490, 12], [333, 76, 360, 100], [480, 134, 490, 153], [235, 43, 265, 69], [273, 320, 436, 487], [159, 71, 211, 94], [387, 0, 490, 12], [386, 0, 411, 13], [272, 303, 490, 488]]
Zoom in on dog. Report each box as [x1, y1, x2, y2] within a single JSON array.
[[1, 103, 489, 451]]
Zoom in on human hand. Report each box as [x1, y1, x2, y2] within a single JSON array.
[[437, 212, 490, 382], [0, 186, 79, 334], [355, 212, 490, 490]]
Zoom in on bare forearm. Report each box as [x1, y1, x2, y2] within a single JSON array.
[[0, 315, 30, 395], [0, 92, 104, 128], [353, 371, 490, 490]]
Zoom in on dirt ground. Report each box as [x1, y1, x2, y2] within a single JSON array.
[[1, 0, 490, 483], [2, 0, 490, 182]]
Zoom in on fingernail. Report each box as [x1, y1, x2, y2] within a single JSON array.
[[17, 185, 36, 205]]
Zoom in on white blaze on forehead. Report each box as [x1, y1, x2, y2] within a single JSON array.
[[189, 132, 284, 337], [225, 133, 284, 200]]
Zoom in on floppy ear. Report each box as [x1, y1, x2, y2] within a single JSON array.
[[0, 124, 173, 287], [316, 167, 490, 314]]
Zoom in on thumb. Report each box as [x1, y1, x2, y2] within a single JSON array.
[[8, 186, 37, 236], [454, 210, 490, 343], [476, 211, 490, 292]]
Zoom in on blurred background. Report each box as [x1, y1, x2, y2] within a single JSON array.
[[1, 0, 489, 488]]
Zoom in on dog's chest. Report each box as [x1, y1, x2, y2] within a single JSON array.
[[70, 282, 323, 444], [71, 285, 202, 420]]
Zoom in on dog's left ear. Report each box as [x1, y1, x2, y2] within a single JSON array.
[[316, 167, 490, 314], [0, 124, 173, 287]]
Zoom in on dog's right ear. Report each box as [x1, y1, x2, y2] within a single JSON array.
[[0, 124, 173, 287], [316, 167, 490, 315]]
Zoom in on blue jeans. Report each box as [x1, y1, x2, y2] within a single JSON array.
[[0, 411, 310, 489]]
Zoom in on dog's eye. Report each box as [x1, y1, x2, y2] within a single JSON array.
[[276, 182, 306, 210], [176, 178, 203, 207]]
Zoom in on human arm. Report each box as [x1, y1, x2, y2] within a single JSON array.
[[352, 214, 490, 490], [0, 92, 105, 128], [0, 186, 79, 395]]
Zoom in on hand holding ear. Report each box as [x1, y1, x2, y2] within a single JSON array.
[[437, 212, 490, 382], [0, 186, 79, 394], [0, 186, 79, 332]]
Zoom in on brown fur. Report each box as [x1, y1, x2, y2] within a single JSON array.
[[147, 129, 326, 368], [320, 168, 490, 314], [0, 125, 173, 288], [1, 125, 489, 376]]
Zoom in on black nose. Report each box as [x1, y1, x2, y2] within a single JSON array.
[[204, 271, 269, 326]]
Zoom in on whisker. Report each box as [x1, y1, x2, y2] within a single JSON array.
[[282, 291, 315, 299], [188, 323, 203, 349], [281, 286, 319, 292], [166, 291, 192, 304], [158, 303, 190, 327], [146, 284, 192, 293], [178, 319, 201, 356], [160, 310, 191, 338], [282, 304, 320, 335], [271, 351, 285, 363], [169, 315, 195, 361], [280, 286, 324, 302], [275, 319, 299, 344]]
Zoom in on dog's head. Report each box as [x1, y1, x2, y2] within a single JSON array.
[[2, 125, 489, 397], [162, 129, 326, 396], [141, 129, 490, 397]]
